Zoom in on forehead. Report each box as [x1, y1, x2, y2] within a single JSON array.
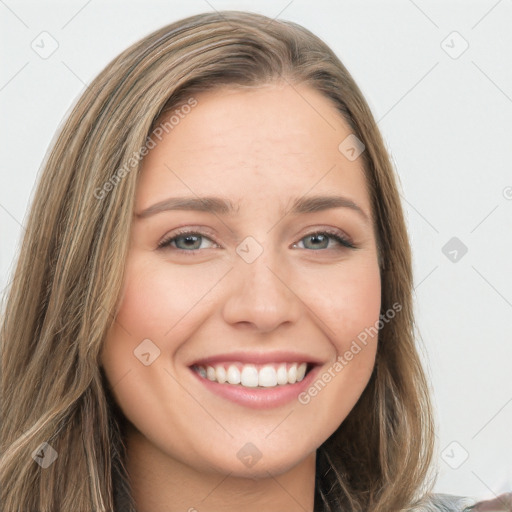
[[137, 84, 371, 219]]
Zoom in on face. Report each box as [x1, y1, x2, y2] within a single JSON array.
[[100, 83, 381, 479]]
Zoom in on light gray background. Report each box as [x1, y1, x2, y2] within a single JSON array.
[[1, 0, 511, 501]]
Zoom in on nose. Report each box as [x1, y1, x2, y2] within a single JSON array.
[[221, 249, 302, 333]]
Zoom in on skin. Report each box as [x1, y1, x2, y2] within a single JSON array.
[[100, 83, 382, 512]]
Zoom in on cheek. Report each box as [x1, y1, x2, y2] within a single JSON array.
[[112, 255, 227, 340], [297, 261, 381, 437], [100, 254, 231, 389], [99, 256, 185, 384], [308, 259, 382, 348]]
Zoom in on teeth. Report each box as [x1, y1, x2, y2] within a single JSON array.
[[259, 365, 277, 387], [276, 364, 288, 385], [241, 365, 259, 387], [227, 364, 241, 385], [288, 364, 297, 384], [194, 362, 308, 388], [215, 365, 227, 384], [297, 362, 307, 381]]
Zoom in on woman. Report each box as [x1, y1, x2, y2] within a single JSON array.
[[0, 10, 508, 512]]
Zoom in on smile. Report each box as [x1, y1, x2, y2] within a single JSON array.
[[191, 362, 309, 388]]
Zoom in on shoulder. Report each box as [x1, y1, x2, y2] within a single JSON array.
[[408, 493, 476, 512], [408, 491, 512, 512]]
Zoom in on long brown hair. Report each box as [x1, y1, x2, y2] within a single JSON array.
[[1, 11, 440, 511]]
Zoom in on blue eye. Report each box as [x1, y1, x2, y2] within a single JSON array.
[[296, 231, 356, 250], [158, 231, 218, 252], [157, 229, 356, 253]]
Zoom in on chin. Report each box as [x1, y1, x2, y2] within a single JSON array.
[[207, 447, 314, 480]]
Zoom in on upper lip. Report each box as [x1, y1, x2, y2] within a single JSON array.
[[189, 350, 325, 367]]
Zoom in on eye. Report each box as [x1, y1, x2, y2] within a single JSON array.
[[157, 227, 356, 254], [157, 229, 218, 252], [293, 229, 356, 251]]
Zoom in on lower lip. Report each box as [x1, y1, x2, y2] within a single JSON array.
[[189, 365, 322, 409]]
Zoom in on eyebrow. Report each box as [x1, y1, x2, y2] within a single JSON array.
[[135, 194, 370, 223]]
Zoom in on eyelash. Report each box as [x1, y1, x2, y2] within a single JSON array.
[[157, 228, 357, 253]]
